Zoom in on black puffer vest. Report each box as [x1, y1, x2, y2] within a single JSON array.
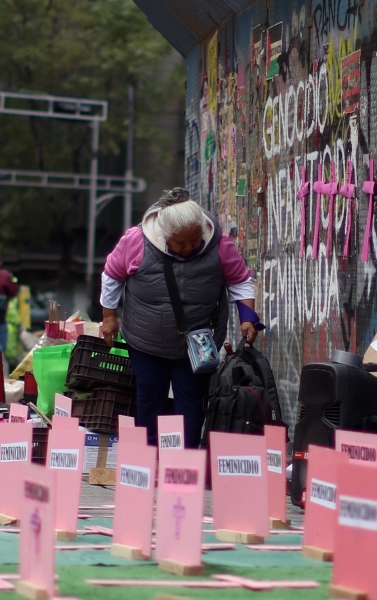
[[121, 212, 229, 360]]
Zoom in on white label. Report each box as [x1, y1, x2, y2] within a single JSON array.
[[54, 407, 70, 417], [0, 442, 28, 462], [217, 455, 262, 476], [120, 464, 150, 489], [159, 432, 182, 450], [340, 443, 377, 463], [50, 449, 79, 470], [339, 495, 377, 530], [267, 449, 282, 473], [310, 478, 337, 509]]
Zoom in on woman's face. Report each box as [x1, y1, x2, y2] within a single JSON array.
[[167, 225, 203, 257]]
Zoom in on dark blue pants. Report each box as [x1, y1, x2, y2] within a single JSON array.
[[127, 345, 211, 448]]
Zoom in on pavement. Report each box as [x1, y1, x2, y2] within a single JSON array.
[[79, 475, 305, 526]]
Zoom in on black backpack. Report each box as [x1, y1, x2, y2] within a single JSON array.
[[200, 338, 284, 447]]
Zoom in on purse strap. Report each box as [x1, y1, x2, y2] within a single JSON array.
[[163, 255, 189, 334], [163, 254, 225, 335]]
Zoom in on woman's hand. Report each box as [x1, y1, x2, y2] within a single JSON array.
[[102, 308, 119, 347], [241, 321, 258, 345]]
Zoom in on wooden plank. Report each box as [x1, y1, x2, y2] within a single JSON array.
[[302, 545, 333, 562], [89, 467, 115, 485], [158, 559, 205, 576], [155, 595, 195, 600], [15, 580, 50, 600], [0, 514, 19, 526], [216, 529, 264, 544], [55, 530, 77, 542], [328, 583, 367, 600], [269, 518, 291, 529], [111, 543, 150, 561]]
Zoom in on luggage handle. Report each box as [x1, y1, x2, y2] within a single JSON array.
[[362, 362, 377, 372], [237, 338, 249, 351], [236, 337, 258, 352]]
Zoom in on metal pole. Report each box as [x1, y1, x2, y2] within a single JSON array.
[[124, 85, 134, 232], [86, 119, 100, 314]]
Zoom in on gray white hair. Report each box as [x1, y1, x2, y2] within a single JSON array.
[[157, 198, 205, 238]]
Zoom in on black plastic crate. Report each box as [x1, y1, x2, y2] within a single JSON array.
[[71, 386, 136, 434], [32, 426, 50, 465], [65, 335, 136, 391], [64, 390, 92, 403]]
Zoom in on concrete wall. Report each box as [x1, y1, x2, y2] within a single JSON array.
[[184, 0, 377, 435]]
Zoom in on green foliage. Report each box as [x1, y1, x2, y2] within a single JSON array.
[[0, 0, 185, 256]]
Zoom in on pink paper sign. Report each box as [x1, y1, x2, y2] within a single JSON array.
[[265, 425, 287, 523], [303, 445, 348, 555], [118, 424, 147, 445], [155, 448, 206, 566], [118, 415, 135, 427], [19, 463, 55, 598], [46, 427, 85, 534], [112, 441, 157, 557], [52, 415, 79, 429], [54, 393, 72, 418], [210, 432, 269, 538], [9, 403, 28, 423], [332, 460, 377, 597], [158, 415, 185, 452], [335, 429, 377, 465], [0, 422, 33, 520]]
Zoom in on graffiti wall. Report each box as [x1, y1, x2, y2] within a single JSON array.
[[184, 0, 377, 436]]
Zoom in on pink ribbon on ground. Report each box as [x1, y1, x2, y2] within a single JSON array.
[[340, 160, 356, 261], [322, 162, 339, 259], [361, 158, 377, 261], [296, 166, 310, 258], [312, 164, 326, 259]]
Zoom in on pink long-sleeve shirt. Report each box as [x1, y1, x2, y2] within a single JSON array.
[[101, 226, 254, 309]]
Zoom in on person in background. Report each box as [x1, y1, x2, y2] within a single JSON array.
[[0, 253, 19, 378], [100, 188, 265, 447]]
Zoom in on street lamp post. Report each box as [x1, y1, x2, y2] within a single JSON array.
[[86, 120, 100, 313], [124, 85, 134, 232]]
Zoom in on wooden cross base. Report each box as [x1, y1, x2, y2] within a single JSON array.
[[216, 529, 264, 544], [328, 583, 367, 600], [111, 543, 150, 561], [0, 513, 19, 526], [89, 467, 116, 486], [15, 580, 51, 600], [301, 545, 333, 562], [55, 530, 77, 542], [269, 518, 291, 529], [158, 559, 205, 576]]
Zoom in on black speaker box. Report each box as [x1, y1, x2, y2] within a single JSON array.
[[291, 361, 377, 508]]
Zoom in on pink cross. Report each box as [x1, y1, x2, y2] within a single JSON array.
[[312, 164, 326, 259], [30, 508, 41, 554], [340, 161, 356, 263], [361, 159, 377, 261], [296, 166, 310, 258], [172, 497, 185, 540], [322, 162, 339, 258]]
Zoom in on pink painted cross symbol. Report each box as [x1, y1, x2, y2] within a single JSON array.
[[312, 164, 326, 259], [30, 508, 41, 554], [173, 497, 185, 540], [361, 158, 377, 261], [322, 162, 339, 258], [340, 161, 356, 263], [296, 166, 310, 258]]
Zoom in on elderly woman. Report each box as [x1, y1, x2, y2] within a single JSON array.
[[100, 188, 264, 447]]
